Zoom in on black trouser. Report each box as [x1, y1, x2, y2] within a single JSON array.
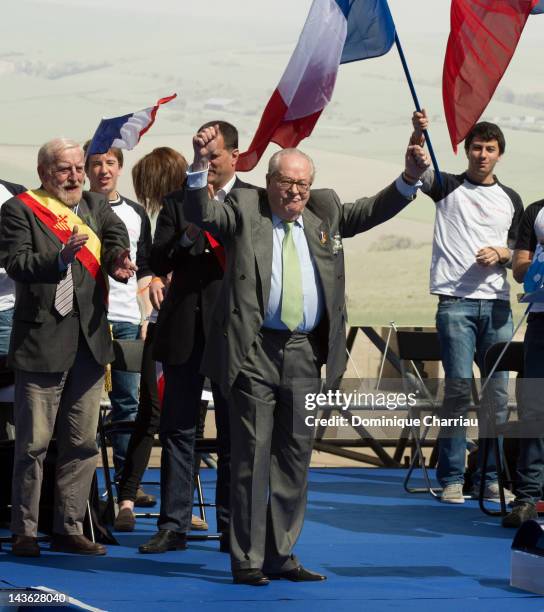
[[158, 329, 231, 535], [117, 323, 161, 503], [514, 314, 544, 505]]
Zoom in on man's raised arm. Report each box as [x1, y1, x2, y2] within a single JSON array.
[[183, 124, 238, 238]]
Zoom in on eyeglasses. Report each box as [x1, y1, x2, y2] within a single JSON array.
[[53, 165, 85, 179], [273, 175, 311, 194]]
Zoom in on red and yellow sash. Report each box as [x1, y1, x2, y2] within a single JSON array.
[[16, 189, 107, 295]]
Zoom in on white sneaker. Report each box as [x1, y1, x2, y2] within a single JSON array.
[[473, 481, 515, 503], [440, 483, 465, 504]]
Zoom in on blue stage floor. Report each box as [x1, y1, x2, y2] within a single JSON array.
[[1, 468, 543, 611]]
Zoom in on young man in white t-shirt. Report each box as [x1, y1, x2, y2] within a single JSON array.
[[412, 113, 523, 504], [84, 144, 153, 495]]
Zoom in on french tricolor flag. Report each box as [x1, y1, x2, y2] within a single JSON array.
[[237, 0, 395, 172], [86, 94, 177, 157]]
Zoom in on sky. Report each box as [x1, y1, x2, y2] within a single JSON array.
[[1, 1, 543, 149], [1, 0, 543, 325], [2, 0, 544, 211]]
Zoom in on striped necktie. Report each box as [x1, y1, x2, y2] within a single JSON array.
[[281, 221, 303, 331], [55, 264, 73, 317]]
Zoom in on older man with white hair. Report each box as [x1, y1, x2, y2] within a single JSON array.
[[185, 125, 430, 585], [0, 138, 135, 557]]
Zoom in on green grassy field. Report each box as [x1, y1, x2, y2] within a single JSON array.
[[345, 240, 528, 328]]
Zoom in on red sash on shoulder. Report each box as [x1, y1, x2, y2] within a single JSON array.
[[17, 189, 108, 296]]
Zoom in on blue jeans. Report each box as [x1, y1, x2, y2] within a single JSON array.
[[0, 307, 14, 356], [514, 314, 544, 505], [435, 297, 513, 488], [108, 320, 141, 483]]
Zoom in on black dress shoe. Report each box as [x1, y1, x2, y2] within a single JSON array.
[[232, 569, 270, 586], [502, 502, 538, 528], [50, 534, 106, 556], [12, 535, 40, 557], [219, 532, 230, 553], [268, 565, 326, 582], [138, 530, 187, 554]]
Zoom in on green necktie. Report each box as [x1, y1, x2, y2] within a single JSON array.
[[281, 221, 303, 331]]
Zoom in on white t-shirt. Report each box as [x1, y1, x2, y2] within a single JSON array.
[[107, 195, 152, 325], [422, 170, 523, 300]]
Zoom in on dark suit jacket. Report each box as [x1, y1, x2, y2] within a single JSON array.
[[184, 182, 415, 395], [150, 177, 255, 365], [0, 191, 129, 372]]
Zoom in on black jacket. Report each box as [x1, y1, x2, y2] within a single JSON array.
[[150, 177, 255, 365]]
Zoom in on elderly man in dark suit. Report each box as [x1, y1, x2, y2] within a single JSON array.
[[0, 138, 135, 557], [185, 125, 430, 585], [139, 121, 255, 554]]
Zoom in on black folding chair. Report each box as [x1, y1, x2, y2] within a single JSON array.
[[479, 341, 524, 516], [98, 339, 145, 524], [100, 340, 216, 536], [395, 329, 443, 497]]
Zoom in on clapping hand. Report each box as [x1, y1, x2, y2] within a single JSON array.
[[61, 225, 88, 265]]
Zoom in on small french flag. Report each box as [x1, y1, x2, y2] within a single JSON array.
[[86, 93, 177, 157]]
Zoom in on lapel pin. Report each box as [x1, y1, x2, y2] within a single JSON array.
[[319, 230, 328, 245]]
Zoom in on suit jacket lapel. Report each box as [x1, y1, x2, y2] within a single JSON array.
[[253, 194, 273, 310], [302, 206, 333, 319], [34, 216, 62, 251], [76, 197, 90, 221]]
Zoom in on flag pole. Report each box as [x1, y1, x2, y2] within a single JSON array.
[[394, 32, 442, 186]]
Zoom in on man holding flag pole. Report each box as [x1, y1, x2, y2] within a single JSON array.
[[412, 111, 523, 505]]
